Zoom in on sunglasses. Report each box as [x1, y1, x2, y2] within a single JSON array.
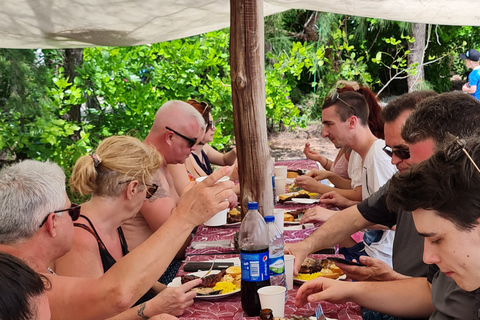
[[165, 126, 198, 148], [119, 180, 159, 199], [383, 145, 411, 160], [39, 204, 81, 228], [330, 89, 357, 117], [206, 120, 215, 131]]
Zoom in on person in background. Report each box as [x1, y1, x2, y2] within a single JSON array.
[[168, 99, 238, 196], [53, 136, 196, 317], [460, 48, 480, 101], [0, 252, 51, 320], [299, 84, 385, 208], [0, 159, 234, 320]]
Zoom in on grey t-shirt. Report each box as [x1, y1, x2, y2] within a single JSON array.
[[428, 265, 480, 319], [356, 181, 429, 277]]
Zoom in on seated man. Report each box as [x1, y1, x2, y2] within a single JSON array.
[[0, 252, 51, 320], [296, 90, 397, 266], [0, 159, 234, 320], [293, 92, 480, 320]]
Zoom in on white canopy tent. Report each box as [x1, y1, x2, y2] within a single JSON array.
[[2, 0, 480, 49]]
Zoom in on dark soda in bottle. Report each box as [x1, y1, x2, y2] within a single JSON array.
[[239, 202, 270, 317]]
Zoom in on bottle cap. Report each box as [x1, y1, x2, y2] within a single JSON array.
[[247, 202, 258, 210], [264, 215, 275, 223]]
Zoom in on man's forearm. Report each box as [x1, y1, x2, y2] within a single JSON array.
[[303, 205, 372, 253], [348, 278, 434, 318]]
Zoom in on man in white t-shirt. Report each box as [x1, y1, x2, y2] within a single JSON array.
[[295, 90, 397, 266]]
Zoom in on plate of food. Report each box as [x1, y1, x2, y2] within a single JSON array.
[[278, 191, 320, 204], [168, 266, 241, 299], [291, 198, 319, 204], [283, 208, 307, 225], [226, 207, 241, 226], [293, 258, 346, 283]]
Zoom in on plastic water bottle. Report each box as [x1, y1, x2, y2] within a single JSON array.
[[264, 215, 287, 300], [239, 202, 271, 317]]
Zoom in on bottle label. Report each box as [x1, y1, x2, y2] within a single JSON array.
[[241, 251, 269, 282], [269, 256, 285, 276]]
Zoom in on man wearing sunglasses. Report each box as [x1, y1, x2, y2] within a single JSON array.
[[0, 159, 235, 320], [296, 90, 398, 267], [291, 92, 480, 320]]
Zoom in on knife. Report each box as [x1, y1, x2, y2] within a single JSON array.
[[183, 261, 234, 272]]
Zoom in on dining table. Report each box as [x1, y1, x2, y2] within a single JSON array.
[[174, 159, 363, 320]]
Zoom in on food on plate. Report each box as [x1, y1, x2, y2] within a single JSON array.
[[227, 207, 241, 224], [287, 183, 302, 193], [285, 208, 307, 220], [181, 268, 241, 295], [287, 171, 299, 178], [294, 258, 344, 281], [278, 190, 314, 203], [284, 213, 295, 222]]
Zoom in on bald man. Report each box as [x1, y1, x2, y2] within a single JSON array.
[[122, 100, 206, 254]]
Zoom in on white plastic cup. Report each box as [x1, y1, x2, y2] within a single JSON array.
[[257, 285, 286, 318], [196, 176, 230, 226], [274, 166, 288, 179], [284, 255, 295, 290], [273, 208, 285, 234], [274, 177, 287, 196]]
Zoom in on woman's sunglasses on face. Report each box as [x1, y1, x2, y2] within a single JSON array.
[[383, 145, 411, 160], [39, 204, 81, 228], [119, 180, 159, 199]]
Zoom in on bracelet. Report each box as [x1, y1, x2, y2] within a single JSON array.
[[137, 303, 149, 320]]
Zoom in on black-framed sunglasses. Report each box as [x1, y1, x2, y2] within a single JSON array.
[[39, 204, 81, 228], [383, 145, 411, 160], [330, 89, 357, 117], [165, 126, 198, 148], [119, 180, 159, 199], [206, 120, 215, 131]]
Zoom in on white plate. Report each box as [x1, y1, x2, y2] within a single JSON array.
[[291, 198, 319, 204], [284, 219, 300, 225], [225, 221, 241, 227], [168, 270, 240, 299], [294, 273, 346, 283]]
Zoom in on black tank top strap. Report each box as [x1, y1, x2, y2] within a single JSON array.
[[191, 150, 213, 175], [117, 226, 129, 255]]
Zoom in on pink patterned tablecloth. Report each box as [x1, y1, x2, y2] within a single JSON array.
[[177, 254, 362, 320]]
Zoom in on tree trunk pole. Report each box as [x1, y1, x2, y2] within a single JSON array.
[[408, 23, 426, 92], [230, 0, 274, 218]]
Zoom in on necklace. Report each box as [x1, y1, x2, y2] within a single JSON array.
[[47, 267, 57, 276]]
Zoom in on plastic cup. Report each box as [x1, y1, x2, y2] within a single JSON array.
[[196, 176, 230, 226], [274, 166, 288, 179], [257, 285, 286, 318], [274, 177, 287, 197], [273, 208, 285, 234], [284, 255, 295, 290]]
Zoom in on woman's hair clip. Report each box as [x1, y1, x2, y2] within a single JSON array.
[[90, 153, 102, 168]]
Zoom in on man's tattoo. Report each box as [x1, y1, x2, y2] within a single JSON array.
[[137, 302, 148, 319], [148, 175, 171, 202]]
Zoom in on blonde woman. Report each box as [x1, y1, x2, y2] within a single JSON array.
[[53, 136, 197, 318]]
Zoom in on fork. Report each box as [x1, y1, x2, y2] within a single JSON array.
[[200, 256, 216, 279], [315, 304, 326, 320]]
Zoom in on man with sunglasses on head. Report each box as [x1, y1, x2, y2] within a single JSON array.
[[291, 92, 480, 320], [295, 90, 398, 267], [0, 159, 235, 320]]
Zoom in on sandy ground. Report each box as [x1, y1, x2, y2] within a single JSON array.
[[268, 123, 338, 161]]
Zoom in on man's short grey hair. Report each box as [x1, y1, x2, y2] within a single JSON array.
[[0, 160, 66, 244], [154, 100, 206, 131]]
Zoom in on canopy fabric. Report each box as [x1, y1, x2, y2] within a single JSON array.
[[1, 0, 479, 49]]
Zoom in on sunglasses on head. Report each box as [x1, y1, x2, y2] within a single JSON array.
[[119, 180, 159, 199], [383, 145, 411, 160], [165, 126, 198, 148], [39, 204, 81, 228], [330, 88, 357, 117]]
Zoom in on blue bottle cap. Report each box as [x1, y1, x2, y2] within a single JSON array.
[[247, 202, 258, 210], [264, 215, 275, 223]]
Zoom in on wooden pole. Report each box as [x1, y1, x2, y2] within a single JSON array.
[[229, 0, 274, 218]]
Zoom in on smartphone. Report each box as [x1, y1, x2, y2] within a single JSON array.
[[327, 257, 366, 267]]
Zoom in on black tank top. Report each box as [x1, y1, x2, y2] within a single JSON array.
[[191, 149, 213, 175], [74, 215, 156, 306]]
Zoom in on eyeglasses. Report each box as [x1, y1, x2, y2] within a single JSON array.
[[119, 180, 159, 199], [330, 89, 357, 117], [383, 145, 411, 160], [446, 138, 480, 173], [165, 126, 198, 148], [39, 204, 81, 228], [206, 120, 215, 131]]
